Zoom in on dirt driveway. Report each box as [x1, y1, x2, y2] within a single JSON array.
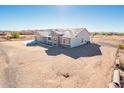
[[0, 39, 117, 88]]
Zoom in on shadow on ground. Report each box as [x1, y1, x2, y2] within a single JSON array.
[[45, 43, 102, 59], [27, 41, 102, 59]]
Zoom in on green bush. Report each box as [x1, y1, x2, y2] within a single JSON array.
[[118, 44, 124, 49], [11, 32, 20, 38]]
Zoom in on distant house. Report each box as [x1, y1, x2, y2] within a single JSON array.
[[0, 32, 7, 35], [35, 28, 90, 48]]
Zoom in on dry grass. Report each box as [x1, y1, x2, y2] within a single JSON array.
[[118, 44, 124, 49], [120, 60, 124, 68]]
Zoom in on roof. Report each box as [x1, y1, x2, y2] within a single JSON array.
[[37, 30, 51, 37], [36, 28, 88, 38], [52, 28, 88, 38], [65, 28, 84, 38]]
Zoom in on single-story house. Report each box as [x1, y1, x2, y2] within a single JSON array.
[[35, 28, 90, 48]]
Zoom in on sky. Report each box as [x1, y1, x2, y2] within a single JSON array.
[[0, 5, 124, 32]]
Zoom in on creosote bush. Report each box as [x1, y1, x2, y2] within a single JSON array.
[[11, 32, 20, 38], [118, 44, 124, 49]]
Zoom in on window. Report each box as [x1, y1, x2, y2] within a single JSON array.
[[48, 37, 51, 40]]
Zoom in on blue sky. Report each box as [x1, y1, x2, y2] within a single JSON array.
[[0, 5, 124, 32]]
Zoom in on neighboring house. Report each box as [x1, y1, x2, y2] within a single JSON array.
[[35, 28, 90, 48], [0, 32, 7, 35]]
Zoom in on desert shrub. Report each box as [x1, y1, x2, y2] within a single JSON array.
[[11, 32, 20, 38], [118, 33, 124, 36], [118, 44, 124, 49], [120, 59, 124, 67], [92, 32, 97, 36], [100, 32, 108, 35]]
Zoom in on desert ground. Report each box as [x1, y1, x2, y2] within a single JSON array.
[[0, 35, 124, 88]]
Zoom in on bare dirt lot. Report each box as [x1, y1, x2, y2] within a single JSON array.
[[0, 35, 35, 42], [0, 35, 120, 88]]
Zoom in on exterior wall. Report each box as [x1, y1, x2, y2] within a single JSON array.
[[59, 36, 63, 45], [35, 28, 90, 48], [61, 37, 71, 47], [51, 31, 59, 46], [35, 33, 47, 43], [70, 30, 90, 48], [46, 37, 52, 45], [51, 31, 71, 47], [35, 33, 41, 41]]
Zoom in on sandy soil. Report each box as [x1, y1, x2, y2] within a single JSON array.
[[0, 35, 35, 42], [0, 36, 118, 88]]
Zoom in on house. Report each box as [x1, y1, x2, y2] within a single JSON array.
[[35, 28, 90, 48], [0, 32, 7, 35]]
